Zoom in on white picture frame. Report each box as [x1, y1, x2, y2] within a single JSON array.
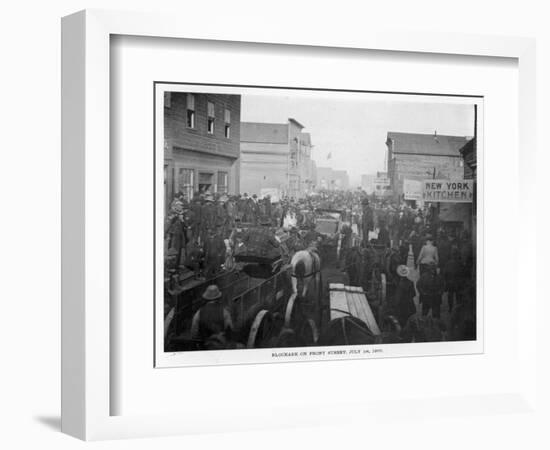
[[61, 9, 537, 441]]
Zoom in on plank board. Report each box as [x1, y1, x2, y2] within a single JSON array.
[[347, 288, 381, 336], [329, 284, 381, 335], [329, 283, 349, 320]]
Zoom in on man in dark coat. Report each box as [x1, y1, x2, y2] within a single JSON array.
[[202, 195, 216, 230], [190, 285, 233, 342], [393, 265, 417, 327], [190, 195, 202, 243], [442, 249, 464, 312], [416, 264, 445, 319], [377, 221, 390, 248], [203, 231, 226, 279], [184, 239, 204, 280], [361, 199, 374, 242], [437, 232, 452, 272]]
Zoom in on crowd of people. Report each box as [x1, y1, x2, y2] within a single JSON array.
[[164, 190, 360, 281], [165, 188, 476, 342]]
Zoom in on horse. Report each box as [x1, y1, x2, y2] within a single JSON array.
[[290, 246, 321, 298]]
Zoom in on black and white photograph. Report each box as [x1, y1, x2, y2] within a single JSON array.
[[156, 84, 481, 366]]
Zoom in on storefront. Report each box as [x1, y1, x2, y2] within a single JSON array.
[[167, 147, 238, 203]]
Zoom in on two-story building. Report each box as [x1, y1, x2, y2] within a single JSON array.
[[164, 92, 241, 206], [386, 131, 472, 200], [240, 118, 313, 199]]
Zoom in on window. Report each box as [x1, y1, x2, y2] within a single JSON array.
[[198, 172, 214, 194], [217, 172, 228, 194], [290, 150, 297, 169], [224, 109, 231, 138], [186, 94, 195, 128], [207, 101, 215, 134], [177, 168, 194, 201]]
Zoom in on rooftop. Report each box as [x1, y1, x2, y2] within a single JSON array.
[[386, 131, 472, 157], [241, 122, 289, 144], [288, 117, 305, 129]]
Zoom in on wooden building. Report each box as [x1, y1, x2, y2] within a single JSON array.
[[240, 118, 314, 199], [386, 131, 472, 200], [164, 92, 241, 207]]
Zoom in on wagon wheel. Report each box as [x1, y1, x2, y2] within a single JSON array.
[[284, 293, 300, 329], [247, 310, 277, 348], [298, 318, 319, 346]]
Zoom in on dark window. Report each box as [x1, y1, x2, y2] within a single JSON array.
[[198, 172, 214, 194], [207, 101, 215, 134], [186, 94, 195, 128], [224, 109, 231, 138]]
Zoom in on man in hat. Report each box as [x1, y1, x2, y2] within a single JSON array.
[[201, 194, 216, 240], [190, 194, 202, 244], [387, 243, 406, 297], [393, 265, 417, 327], [416, 234, 439, 275], [361, 198, 374, 243], [250, 194, 260, 225], [190, 285, 233, 342], [203, 229, 226, 279], [215, 195, 228, 236], [223, 195, 235, 230], [165, 193, 188, 266], [242, 193, 253, 223], [184, 238, 204, 280], [377, 220, 390, 248], [416, 263, 445, 319]]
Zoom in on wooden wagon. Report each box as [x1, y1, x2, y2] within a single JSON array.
[[321, 283, 382, 346]]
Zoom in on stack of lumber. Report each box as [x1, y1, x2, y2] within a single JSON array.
[[329, 283, 381, 335]]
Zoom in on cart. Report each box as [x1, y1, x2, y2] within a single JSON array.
[[314, 208, 343, 268], [320, 283, 381, 346]]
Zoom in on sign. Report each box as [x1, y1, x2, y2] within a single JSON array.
[[374, 177, 391, 197], [422, 179, 474, 203], [403, 179, 423, 201]]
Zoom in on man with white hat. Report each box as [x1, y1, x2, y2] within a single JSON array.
[[394, 265, 417, 327]]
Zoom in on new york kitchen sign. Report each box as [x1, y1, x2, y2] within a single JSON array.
[[422, 180, 474, 203]]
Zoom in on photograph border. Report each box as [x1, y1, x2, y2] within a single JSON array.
[[153, 82, 485, 368], [61, 8, 537, 440]]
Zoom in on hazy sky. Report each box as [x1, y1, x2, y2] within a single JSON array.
[[241, 94, 476, 186]]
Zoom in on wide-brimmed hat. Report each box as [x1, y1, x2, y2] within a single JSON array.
[[202, 285, 222, 300], [396, 265, 409, 277]]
